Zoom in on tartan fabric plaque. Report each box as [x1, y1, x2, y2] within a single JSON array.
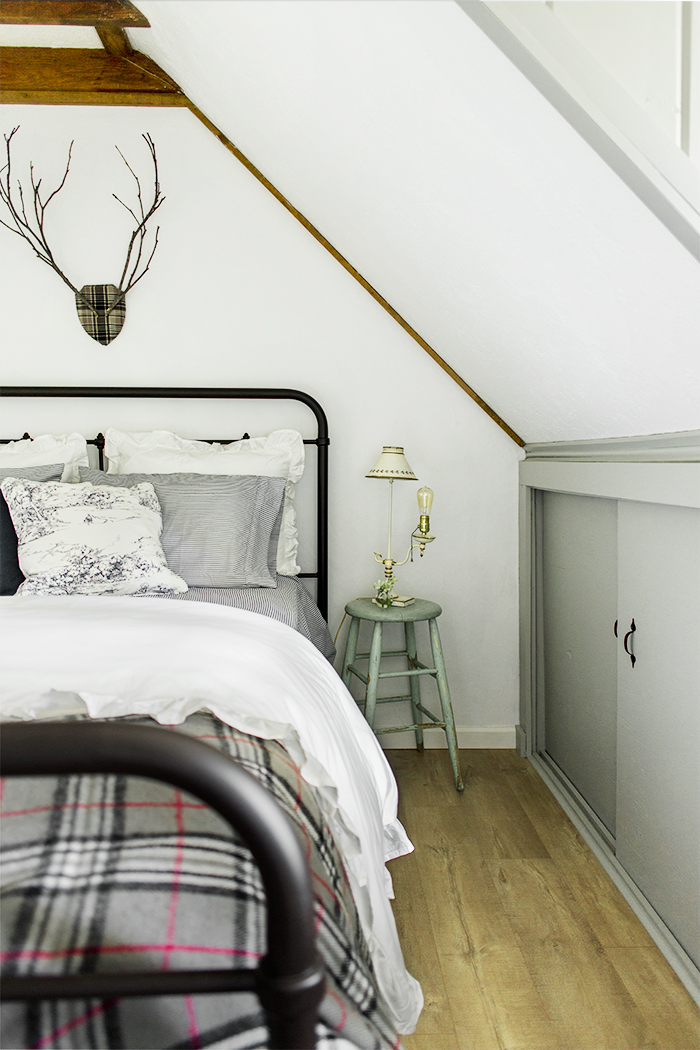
[[75, 284, 126, 345]]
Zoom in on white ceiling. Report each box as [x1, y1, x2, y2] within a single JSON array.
[[5, 1, 700, 442]]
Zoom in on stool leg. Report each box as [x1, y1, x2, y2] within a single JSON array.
[[404, 621, 424, 752], [428, 618, 464, 791], [342, 616, 360, 689], [364, 621, 384, 730]]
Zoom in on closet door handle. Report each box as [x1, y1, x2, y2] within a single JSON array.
[[623, 619, 636, 667], [614, 619, 618, 638]]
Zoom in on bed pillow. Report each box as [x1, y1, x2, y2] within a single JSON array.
[[0, 477, 188, 597], [0, 433, 89, 482], [79, 469, 286, 588], [0, 464, 64, 595], [104, 428, 304, 576]]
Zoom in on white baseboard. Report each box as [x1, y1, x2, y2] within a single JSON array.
[[378, 725, 517, 749]]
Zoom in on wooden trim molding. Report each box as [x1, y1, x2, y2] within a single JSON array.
[[0, 2, 149, 28], [0, 47, 185, 104], [95, 25, 133, 57], [524, 430, 700, 462], [0, 43, 524, 446]]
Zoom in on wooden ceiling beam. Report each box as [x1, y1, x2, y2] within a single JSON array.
[[95, 25, 133, 56], [0, 2, 149, 28], [0, 47, 185, 105]]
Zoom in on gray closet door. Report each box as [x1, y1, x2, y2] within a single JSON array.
[[541, 491, 618, 834], [616, 500, 700, 968]]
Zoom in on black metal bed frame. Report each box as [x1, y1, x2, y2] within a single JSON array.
[[0, 722, 325, 1050], [0, 386, 332, 1048], [0, 386, 329, 620]]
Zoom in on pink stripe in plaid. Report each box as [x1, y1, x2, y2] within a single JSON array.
[[162, 788, 186, 972], [1, 799, 207, 819], [2, 943, 263, 962], [314, 900, 324, 935], [327, 986, 348, 1033], [185, 993, 202, 1050], [29, 998, 117, 1050]]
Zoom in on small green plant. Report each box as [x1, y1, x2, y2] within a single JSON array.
[[374, 577, 395, 608]]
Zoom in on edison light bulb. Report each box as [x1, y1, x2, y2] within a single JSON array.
[[417, 487, 434, 515], [417, 486, 433, 534]]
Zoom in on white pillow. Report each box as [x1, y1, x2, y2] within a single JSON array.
[[0, 433, 89, 483], [105, 428, 305, 576], [0, 476, 188, 597]]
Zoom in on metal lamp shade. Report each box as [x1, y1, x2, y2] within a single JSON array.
[[366, 447, 417, 480]]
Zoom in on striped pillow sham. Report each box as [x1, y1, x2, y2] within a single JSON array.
[[103, 429, 304, 576], [80, 469, 286, 588]]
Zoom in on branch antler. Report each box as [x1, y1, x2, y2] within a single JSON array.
[[113, 132, 164, 294], [0, 126, 82, 299], [0, 129, 164, 319]]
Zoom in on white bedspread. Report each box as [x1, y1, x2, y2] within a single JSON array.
[[0, 595, 423, 1034]]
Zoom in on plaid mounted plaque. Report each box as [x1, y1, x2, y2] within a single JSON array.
[[75, 284, 126, 345]]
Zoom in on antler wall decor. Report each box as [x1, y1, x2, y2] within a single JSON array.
[[0, 127, 163, 345]]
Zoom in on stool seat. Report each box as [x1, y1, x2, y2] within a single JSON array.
[[341, 597, 463, 791], [344, 597, 442, 623]]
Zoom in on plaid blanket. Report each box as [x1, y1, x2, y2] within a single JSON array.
[[0, 712, 401, 1050]]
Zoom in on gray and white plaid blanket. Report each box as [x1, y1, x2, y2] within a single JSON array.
[[0, 712, 401, 1050]]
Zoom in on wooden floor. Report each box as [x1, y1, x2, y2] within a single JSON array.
[[386, 749, 700, 1050]]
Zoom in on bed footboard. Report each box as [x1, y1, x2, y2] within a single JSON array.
[[0, 721, 325, 1050]]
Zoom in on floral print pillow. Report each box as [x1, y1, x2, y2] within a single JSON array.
[[0, 477, 188, 597]]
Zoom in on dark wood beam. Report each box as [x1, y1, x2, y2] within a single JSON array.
[[0, 2, 149, 27], [95, 25, 133, 56], [0, 47, 185, 105]]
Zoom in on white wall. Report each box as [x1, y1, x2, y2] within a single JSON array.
[[130, 0, 700, 443], [482, 1, 700, 232], [0, 104, 522, 745]]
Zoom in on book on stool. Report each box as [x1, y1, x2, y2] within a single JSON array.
[[372, 596, 415, 607]]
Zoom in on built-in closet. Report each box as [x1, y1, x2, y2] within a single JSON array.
[[519, 433, 700, 1005]]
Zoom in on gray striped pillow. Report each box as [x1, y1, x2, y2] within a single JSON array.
[[79, 469, 286, 588]]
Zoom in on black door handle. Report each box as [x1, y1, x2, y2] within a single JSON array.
[[614, 619, 618, 638], [623, 619, 636, 667]]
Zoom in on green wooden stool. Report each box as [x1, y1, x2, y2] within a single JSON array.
[[341, 597, 464, 791]]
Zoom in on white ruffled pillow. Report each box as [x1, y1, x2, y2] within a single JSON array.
[[104, 429, 305, 576], [0, 433, 89, 483], [0, 477, 188, 597]]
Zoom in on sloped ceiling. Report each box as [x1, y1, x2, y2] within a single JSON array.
[[7, 1, 700, 442]]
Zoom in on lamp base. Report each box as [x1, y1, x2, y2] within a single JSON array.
[[372, 595, 415, 608]]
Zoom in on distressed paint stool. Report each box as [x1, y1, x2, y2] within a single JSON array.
[[341, 597, 464, 791]]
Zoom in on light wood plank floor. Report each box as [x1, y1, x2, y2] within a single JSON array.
[[386, 749, 700, 1050]]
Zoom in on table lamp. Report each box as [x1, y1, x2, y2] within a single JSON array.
[[366, 446, 435, 606]]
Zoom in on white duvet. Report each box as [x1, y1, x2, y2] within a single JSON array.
[[0, 595, 423, 1034]]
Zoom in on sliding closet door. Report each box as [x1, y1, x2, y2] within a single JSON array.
[[541, 491, 618, 834], [616, 500, 700, 967]]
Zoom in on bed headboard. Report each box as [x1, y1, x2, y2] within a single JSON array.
[[0, 386, 329, 620]]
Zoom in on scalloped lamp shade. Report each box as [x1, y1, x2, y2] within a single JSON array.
[[366, 447, 417, 481]]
